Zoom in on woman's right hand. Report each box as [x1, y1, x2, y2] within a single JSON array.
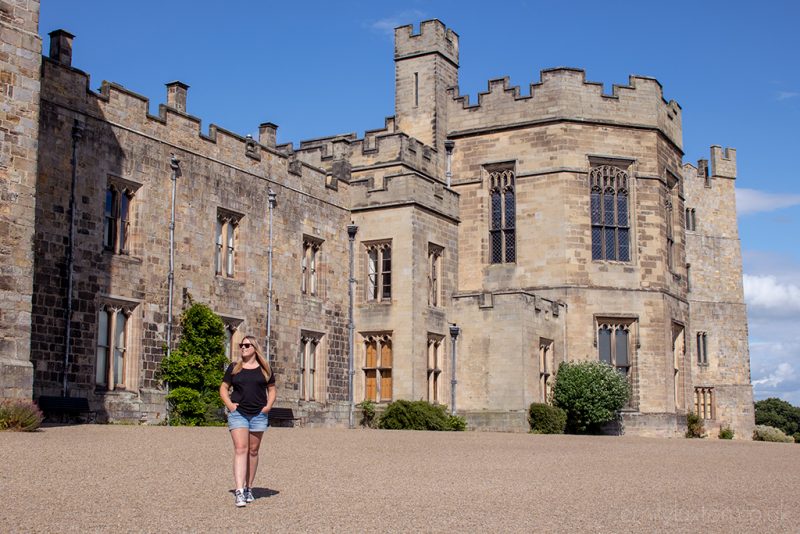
[[227, 403, 238, 412]]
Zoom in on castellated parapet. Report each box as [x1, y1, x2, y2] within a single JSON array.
[[394, 19, 459, 66], [40, 52, 342, 201], [447, 68, 682, 150]]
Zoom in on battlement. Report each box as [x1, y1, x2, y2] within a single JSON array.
[[39, 33, 339, 198], [394, 19, 459, 66], [710, 145, 736, 179], [447, 68, 682, 148]]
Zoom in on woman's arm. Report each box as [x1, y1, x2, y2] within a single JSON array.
[[219, 382, 237, 412], [261, 383, 277, 413]]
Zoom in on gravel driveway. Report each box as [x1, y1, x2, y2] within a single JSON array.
[[1, 425, 797, 533]]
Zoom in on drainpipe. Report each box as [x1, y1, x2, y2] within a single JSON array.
[[62, 119, 84, 398], [347, 223, 358, 428], [166, 154, 181, 359], [266, 189, 277, 361], [449, 323, 460, 415], [444, 140, 454, 187]]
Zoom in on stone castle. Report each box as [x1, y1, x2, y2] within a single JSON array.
[[1, 3, 754, 436]]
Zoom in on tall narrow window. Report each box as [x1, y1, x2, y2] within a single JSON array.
[[427, 335, 443, 403], [96, 305, 132, 390], [666, 199, 674, 270], [215, 210, 242, 278], [103, 184, 134, 254], [302, 236, 323, 296], [694, 387, 714, 419], [685, 208, 697, 231], [365, 241, 391, 302], [363, 333, 392, 402], [488, 166, 516, 263], [428, 244, 443, 307], [539, 339, 554, 403], [590, 165, 630, 261], [300, 332, 322, 401], [696, 332, 708, 365], [414, 72, 419, 107], [673, 324, 685, 410], [597, 319, 633, 377]]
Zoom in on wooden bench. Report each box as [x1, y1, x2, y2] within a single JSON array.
[[37, 395, 91, 423], [268, 407, 304, 427]]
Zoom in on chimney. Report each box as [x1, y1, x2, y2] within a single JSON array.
[[166, 81, 189, 113], [48, 29, 75, 66], [259, 122, 278, 149]]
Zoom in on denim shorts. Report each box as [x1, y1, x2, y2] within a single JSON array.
[[227, 410, 269, 432]]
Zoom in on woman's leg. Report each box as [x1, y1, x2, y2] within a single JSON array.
[[231, 428, 249, 489], [246, 431, 264, 488]]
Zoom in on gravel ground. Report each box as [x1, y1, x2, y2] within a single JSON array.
[[1, 425, 798, 533]]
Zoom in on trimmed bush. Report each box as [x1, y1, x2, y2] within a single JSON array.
[[752, 424, 794, 443], [160, 300, 228, 425], [685, 412, 705, 438], [0, 399, 43, 432], [718, 425, 734, 440], [552, 361, 630, 434], [378, 400, 466, 431], [528, 403, 566, 434], [794, 433, 800, 444]]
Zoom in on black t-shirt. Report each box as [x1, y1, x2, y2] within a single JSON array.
[[222, 364, 276, 417]]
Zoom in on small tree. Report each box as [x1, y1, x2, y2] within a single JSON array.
[[754, 398, 800, 437], [552, 361, 630, 434], [160, 302, 228, 425]]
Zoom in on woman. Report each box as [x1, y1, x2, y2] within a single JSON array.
[[219, 335, 276, 507]]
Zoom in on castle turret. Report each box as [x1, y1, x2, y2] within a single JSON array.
[[394, 20, 459, 163]]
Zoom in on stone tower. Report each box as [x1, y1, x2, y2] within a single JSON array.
[[0, 0, 42, 399], [684, 147, 754, 435], [393, 19, 458, 170]]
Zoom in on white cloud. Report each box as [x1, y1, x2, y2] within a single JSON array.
[[777, 91, 800, 100], [743, 274, 800, 311], [752, 362, 796, 387], [736, 188, 800, 215], [369, 11, 427, 38]]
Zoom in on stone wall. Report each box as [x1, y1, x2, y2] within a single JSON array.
[[0, 0, 41, 399]]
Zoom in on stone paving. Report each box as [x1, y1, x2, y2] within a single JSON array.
[[1, 425, 798, 533]]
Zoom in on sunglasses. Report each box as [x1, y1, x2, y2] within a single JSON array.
[[239, 343, 253, 349]]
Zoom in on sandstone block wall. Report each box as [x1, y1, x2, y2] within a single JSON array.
[[0, 0, 41, 399]]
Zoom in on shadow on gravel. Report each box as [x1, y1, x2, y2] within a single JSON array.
[[228, 488, 280, 499]]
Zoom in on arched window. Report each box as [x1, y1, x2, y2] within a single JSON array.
[[590, 166, 630, 261], [489, 168, 515, 263]]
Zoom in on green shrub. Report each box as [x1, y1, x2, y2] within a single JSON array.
[[160, 301, 228, 425], [528, 403, 567, 434], [378, 400, 465, 431], [718, 425, 734, 440], [0, 399, 43, 432], [357, 400, 377, 428], [447, 414, 468, 432], [552, 361, 630, 434], [685, 412, 705, 438], [752, 425, 794, 443], [754, 398, 800, 437], [794, 432, 800, 444]]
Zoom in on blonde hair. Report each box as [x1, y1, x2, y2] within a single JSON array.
[[231, 335, 272, 381]]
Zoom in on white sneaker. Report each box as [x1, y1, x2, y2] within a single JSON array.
[[243, 487, 255, 503], [234, 489, 247, 507]]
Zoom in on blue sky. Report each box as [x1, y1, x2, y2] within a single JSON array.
[[40, 0, 800, 404]]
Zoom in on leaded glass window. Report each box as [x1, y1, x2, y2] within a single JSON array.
[[590, 166, 630, 261], [489, 168, 516, 264]]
